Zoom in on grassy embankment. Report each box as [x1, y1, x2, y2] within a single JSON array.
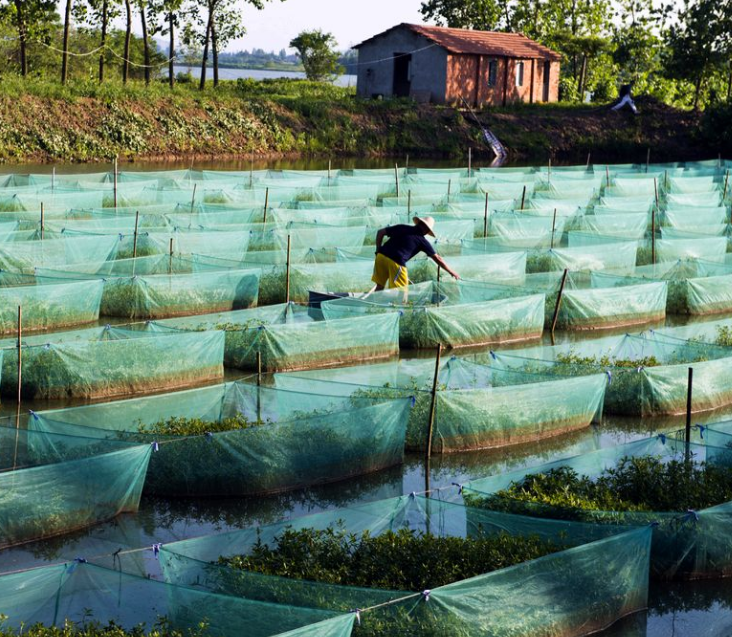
[[0, 76, 726, 164]]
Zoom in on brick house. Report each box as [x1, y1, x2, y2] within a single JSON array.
[[354, 23, 561, 106]]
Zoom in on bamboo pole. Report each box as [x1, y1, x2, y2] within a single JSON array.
[[550, 207, 557, 249], [651, 207, 656, 265], [113, 157, 118, 208], [405, 154, 410, 170], [548, 157, 552, 181], [436, 266, 441, 307], [395, 164, 400, 198], [190, 183, 197, 214], [132, 211, 140, 259], [447, 179, 452, 200], [256, 351, 262, 423], [168, 237, 174, 275], [263, 187, 269, 225], [520, 185, 527, 210], [550, 269, 569, 335], [285, 234, 292, 304], [654, 178, 659, 207], [685, 367, 693, 462], [425, 344, 442, 461], [723, 170, 730, 205], [586, 153, 591, 169], [468, 147, 472, 178], [16, 305, 22, 408], [40, 203, 44, 240], [483, 192, 489, 237], [665, 169, 669, 190], [606, 165, 610, 188], [13, 305, 22, 470]]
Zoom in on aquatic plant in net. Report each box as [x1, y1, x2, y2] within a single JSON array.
[[29, 382, 411, 497], [159, 495, 651, 637]]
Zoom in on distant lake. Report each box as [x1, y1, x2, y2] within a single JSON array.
[[172, 65, 357, 87]]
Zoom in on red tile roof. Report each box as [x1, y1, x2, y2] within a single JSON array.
[[355, 23, 562, 61]]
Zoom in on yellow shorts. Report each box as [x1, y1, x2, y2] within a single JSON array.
[[372, 253, 408, 288]]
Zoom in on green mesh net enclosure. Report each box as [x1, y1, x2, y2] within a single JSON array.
[[490, 332, 732, 416], [0, 275, 103, 334], [0, 561, 347, 637], [320, 282, 545, 349], [0, 423, 151, 548], [29, 381, 411, 497], [274, 356, 607, 453], [0, 324, 224, 399], [154, 306, 399, 372], [600, 259, 732, 316], [158, 494, 651, 637], [0, 234, 120, 272], [462, 434, 732, 580]]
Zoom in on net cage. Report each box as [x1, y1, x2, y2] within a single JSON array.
[[489, 332, 732, 417], [158, 494, 651, 637], [273, 355, 607, 454], [320, 281, 545, 349], [28, 381, 411, 497], [462, 434, 732, 580], [0, 324, 224, 400], [0, 275, 103, 334], [0, 561, 350, 637], [601, 259, 732, 316], [0, 422, 151, 548], [154, 306, 400, 373]]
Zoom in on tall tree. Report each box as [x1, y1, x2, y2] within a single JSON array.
[[84, 0, 121, 82], [61, 0, 75, 84], [0, 0, 57, 76], [149, 0, 186, 87], [420, 0, 505, 30], [188, 0, 282, 91], [290, 30, 343, 81], [663, 0, 726, 109], [123, 0, 132, 82], [138, 0, 151, 84]]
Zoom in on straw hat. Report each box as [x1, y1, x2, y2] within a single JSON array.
[[413, 216, 436, 237]]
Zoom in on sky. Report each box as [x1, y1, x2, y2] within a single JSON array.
[[221, 0, 427, 52]]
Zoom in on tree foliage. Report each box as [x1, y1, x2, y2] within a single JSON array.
[[289, 29, 343, 82]]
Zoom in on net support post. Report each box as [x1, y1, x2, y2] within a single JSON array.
[[551, 269, 569, 335], [685, 367, 693, 462], [425, 344, 442, 462]]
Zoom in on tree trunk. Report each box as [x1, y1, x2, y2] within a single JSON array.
[[198, 7, 212, 91], [140, 1, 151, 85], [13, 0, 27, 76], [61, 0, 72, 84], [693, 73, 703, 111], [99, 0, 108, 82], [123, 0, 132, 83], [578, 55, 588, 97], [168, 11, 175, 88], [211, 20, 219, 87]]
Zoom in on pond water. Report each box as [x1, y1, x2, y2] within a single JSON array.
[[0, 159, 729, 637], [172, 64, 357, 88]]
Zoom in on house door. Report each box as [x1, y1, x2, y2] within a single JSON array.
[[393, 54, 412, 97], [542, 61, 551, 102]]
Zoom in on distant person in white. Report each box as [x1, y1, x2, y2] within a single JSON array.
[[612, 84, 638, 114]]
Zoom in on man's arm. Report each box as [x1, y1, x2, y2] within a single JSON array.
[[430, 254, 460, 280], [375, 228, 388, 252]]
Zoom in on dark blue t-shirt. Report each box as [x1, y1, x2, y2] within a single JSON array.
[[379, 224, 436, 267]]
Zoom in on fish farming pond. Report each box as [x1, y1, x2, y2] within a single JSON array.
[[2, 157, 732, 637]]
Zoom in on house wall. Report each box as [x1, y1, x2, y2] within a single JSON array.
[[446, 55, 561, 106], [356, 28, 449, 103]]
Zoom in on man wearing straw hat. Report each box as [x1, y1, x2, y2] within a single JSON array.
[[372, 216, 460, 291]]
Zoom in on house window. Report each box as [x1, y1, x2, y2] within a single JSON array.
[[487, 60, 498, 87], [515, 61, 525, 87]]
